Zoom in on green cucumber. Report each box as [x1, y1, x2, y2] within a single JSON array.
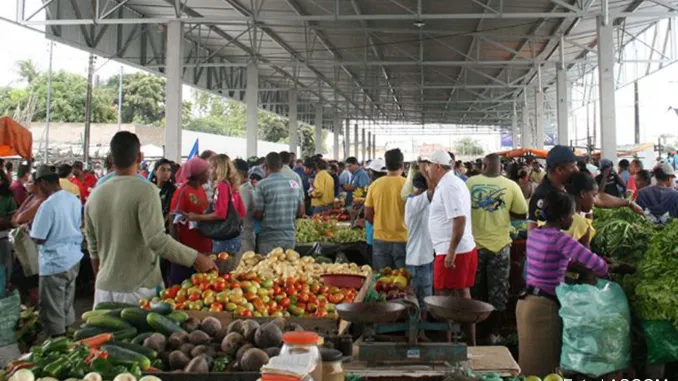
[[120, 308, 153, 331], [146, 312, 185, 336], [81, 310, 108, 320], [131, 332, 154, 346], [87, 315, 133, 331], [166, 311, 189, 324], [102, 308, 124, 318], [111, 327, 138, 341], [108, 341, 157, 360], [94, 301, 136, 310], [74, 327, 106, 341], [101, 344, 151, 370], [149, 302, 173, 315]]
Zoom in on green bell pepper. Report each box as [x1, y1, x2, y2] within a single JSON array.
[[43, 358, 69, 379], [42, 337, 71, 353]]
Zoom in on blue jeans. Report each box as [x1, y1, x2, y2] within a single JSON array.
[[312, 204, 332, 215], [407, 262, 433, 310], [213, 236, 241, 253], [372, 240, 406, 270]]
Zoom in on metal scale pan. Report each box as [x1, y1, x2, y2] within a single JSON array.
[[424, 296, 495, 324]]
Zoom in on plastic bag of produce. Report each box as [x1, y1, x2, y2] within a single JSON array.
[[643, 320, 678, 364], [557, 279, 631, 377], [0, 290, 20, 347]]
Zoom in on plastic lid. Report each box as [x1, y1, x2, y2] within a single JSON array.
[[261, 374, 303, 381], [320, 348, 342, 362], [282, 331, 319, 345]]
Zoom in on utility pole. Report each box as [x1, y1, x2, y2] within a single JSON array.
[[634, 81, 640, 144], [655, 137, 665, 159], [84, 54, 96, 165], [44, 42, 54, 163], [117, 66, 123, 131]]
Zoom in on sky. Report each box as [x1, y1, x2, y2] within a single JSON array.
[[1, 0, 678, 158]]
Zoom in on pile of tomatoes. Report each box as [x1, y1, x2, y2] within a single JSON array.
[[147, 270, 359, 318]]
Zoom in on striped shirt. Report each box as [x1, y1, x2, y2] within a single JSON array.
[[526, 227, 608, 295], [254, 172, 301, 242]]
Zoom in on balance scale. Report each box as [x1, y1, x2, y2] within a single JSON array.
[[337, 296, 494, 367]]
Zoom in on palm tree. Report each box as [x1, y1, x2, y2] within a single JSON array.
[[16, 59, 40, 84]]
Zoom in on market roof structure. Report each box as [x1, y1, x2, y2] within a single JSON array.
[[15, 0, 678, 160]]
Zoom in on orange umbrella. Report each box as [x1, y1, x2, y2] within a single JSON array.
[[0, 117, 33, 160], [496, 148, 549, 159]]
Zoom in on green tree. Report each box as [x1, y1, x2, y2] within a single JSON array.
[[105, 72, 166, 124], [0, 87, 29, 116], [454, 137, 484, 157], [16, 59, 39, 84]]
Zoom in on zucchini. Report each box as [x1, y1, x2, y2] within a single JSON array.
[[111, 327, 138, 341], [120, 308, 153, 331], [146, 312, 185, 336], [108, 341, 158, 360], [149, 302, 173, 315], [87, 315, 133, 331], [81, 310, 108, 320], [131, 332, 154, 346], [166, 311, 189, 324], [74, 327, 106, 341], [102, 344, 151, 370], [94, 301, 136, 311]]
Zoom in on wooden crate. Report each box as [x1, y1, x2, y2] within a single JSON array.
[[186, 272, 372, 336]]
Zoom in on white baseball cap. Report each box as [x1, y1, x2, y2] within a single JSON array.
[[367, 158, 387, 173], [420, 150, 453, 166]]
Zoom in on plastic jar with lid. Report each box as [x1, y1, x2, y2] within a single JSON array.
[[279, 331, 322, 381], [319, 348, 344, 381]]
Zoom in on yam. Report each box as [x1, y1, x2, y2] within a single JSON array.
[[285, 322, 304, 332], [168, 331, 189, 350], [188, 330, 211, 345], [200, 316, 222, 337], [221, 332, 245, 356], [159, 351, 171, 366], [235, 343, 253, 361], [183, 317, 201, 332], [241, 319, 260, 342], [254, 323, 283, 348], [184, 356, 209, 373], [269, 317, 287, 332], [190, 345, 210, 358], [226, 320, 244, 335], [264, 347, 280, 357], [240, 348, 270, 372], [214, 327, 229, 343], [143, 333, 167, 353], [168, 350, 190, 370], [198, 354, 214, 370], [179, 343, 195, 356]]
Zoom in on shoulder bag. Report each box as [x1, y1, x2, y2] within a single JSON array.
[[199, 182, 242, 240]]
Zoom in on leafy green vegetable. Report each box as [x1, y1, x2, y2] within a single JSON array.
[[591, 207, 660, 264]]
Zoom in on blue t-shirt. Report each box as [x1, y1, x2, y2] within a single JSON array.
[[30, 191, 84, 276], [96, 172, 147, 187], [366, 221, 374, 245], [636, 186, 678, 219], [346, 169, 370, 205]]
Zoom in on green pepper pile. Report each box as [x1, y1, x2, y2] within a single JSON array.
[[20, 337, 142, 380]]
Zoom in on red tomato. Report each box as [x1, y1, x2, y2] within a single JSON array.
[[188, 292, 201, 302], [310, 283, 320, 294], [286, 287, 298, 297], [240, 310, 253, 317], [223, 273, 232, 281], [231, 282, 241, 289], [209, 302, 224, 312], [319, 286, 329, 294], [213, 280, 226, 292], [273, 285, 282, 295], [314, 307, 328, 318], [328, 293, 344, 304], [280, 297, 291, 308], [296, 302, 307, 311], [199, 283, 210, 291], [299, 293, 310, 303], [175, 295, 187, 303]]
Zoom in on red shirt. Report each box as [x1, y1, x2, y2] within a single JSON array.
[[170, 183, 212, 253], [9, 180, 27, 207], [71, 173, 97, 203], [213, 181, 246, 219]]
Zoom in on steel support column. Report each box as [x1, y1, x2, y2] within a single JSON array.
[[535, 91, 545, 150], [511, 104, 519, 149], [361, 128, 366, 163], [556, 67, 569, 145], [598, 15, 618, 162], [367, 131, 372, 160], [289, 88, 298, 155], [333, 115, 340, 160], [521, 99, 531, 148], [165, 21, 183, 163], [315, 105, 323, 155], [372, 134, 376, 159], [246, 63, 258, 158], [344, 119, 350, 159], [354, 124, 359, 158]]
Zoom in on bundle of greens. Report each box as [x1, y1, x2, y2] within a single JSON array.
[[591, 208, 660, 264], [634, 219, 678, 328]]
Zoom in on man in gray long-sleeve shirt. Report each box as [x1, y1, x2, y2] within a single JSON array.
[[85, 131, 216, 306]]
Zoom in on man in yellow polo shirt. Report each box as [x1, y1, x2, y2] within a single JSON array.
[[365, 149, 408, 270], [466, 153, 527, 343], [310, 159, 335, 215], [57, 164, 81, 199]]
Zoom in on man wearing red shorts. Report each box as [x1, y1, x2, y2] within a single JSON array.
[[423, 150, 478, 345]]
